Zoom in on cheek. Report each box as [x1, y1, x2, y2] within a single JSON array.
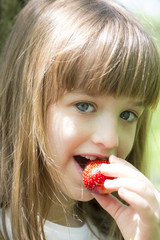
[[46, 111, 83, 156], [119, 125, 137, 159], [59, 116, 78, 142]]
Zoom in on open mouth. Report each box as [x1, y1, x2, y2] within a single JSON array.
[[74, 155, 108, 170], [74, 156, 89, 170]]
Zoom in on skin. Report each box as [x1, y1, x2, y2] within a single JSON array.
[[46, 90, 143, 200], [45, 90, 160, 238], [93, 155, 160, 240]]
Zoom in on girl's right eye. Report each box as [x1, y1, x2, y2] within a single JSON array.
[[75, 102, 96, 113]]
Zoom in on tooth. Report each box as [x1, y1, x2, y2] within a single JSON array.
[[89, 156, 96, 160], [81, 155, 96, 161]]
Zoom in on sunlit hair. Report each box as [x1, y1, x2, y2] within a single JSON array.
[[0, 0, 160, 239]]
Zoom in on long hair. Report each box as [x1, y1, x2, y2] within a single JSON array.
[[0, 0, 160, 239]]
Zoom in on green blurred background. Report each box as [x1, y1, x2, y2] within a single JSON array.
[[0, 0, 160, 189]]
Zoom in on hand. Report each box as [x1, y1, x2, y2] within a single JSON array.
[[93, 155, 160, 240]]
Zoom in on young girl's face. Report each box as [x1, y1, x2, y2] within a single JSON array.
[[45, 90, 144, 201]]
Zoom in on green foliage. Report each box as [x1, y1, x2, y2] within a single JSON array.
[[148, 103, 160, 190], [136, 13, 160, 189], [0, 0, 28, 53]]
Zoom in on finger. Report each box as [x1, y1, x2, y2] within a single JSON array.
[[118, 188, 157, 225], [109, 155, 151, 182], [92, 192, 127, 221], [100, 161, 151, 186], [104, 178, 159, 212], [109, 155, 137, 170], [154, 190, 160, 217], [100, 162, 144, 180]]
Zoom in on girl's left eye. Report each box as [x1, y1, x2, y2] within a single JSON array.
[[120, 111, 137, 122], [75, 102, 96, 113]]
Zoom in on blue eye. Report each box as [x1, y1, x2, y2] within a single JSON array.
[[75, 102, 95, 113], [120, 111, 137, 122]]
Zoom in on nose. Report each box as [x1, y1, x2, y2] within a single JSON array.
[[91, 115, 119, 150]]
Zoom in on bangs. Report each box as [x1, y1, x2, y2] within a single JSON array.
[[44, 0, 160, 108], [75, 23, 160, 108]]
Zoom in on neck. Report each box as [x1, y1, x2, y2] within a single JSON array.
[[45, 197, 84, 227]]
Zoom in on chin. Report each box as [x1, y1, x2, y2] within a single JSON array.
[[65, 188, 94, 202]]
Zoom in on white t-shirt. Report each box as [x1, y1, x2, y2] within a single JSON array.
[[0, 209, 107, 240], [44, 220, 103, 240]]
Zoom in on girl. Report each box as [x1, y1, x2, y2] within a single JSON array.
[[0, 0, 160, 239]]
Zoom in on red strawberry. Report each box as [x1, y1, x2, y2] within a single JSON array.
[[83, 160, 115, 194]]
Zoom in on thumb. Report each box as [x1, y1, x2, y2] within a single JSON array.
[[92, 193, 126, 221]]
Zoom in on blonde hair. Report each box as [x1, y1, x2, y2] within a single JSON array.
[[0, 0, 160, 239]]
